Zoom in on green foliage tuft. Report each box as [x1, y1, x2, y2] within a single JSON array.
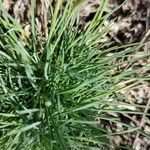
[[0, 0, 149, 149]]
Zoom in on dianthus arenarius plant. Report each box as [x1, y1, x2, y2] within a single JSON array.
[[0, 0, 148, 149]]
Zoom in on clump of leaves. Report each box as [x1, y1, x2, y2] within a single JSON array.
[[0, 0, 148, 149]]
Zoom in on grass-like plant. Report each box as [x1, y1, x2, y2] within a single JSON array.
[[0, 0, 149, 149]]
